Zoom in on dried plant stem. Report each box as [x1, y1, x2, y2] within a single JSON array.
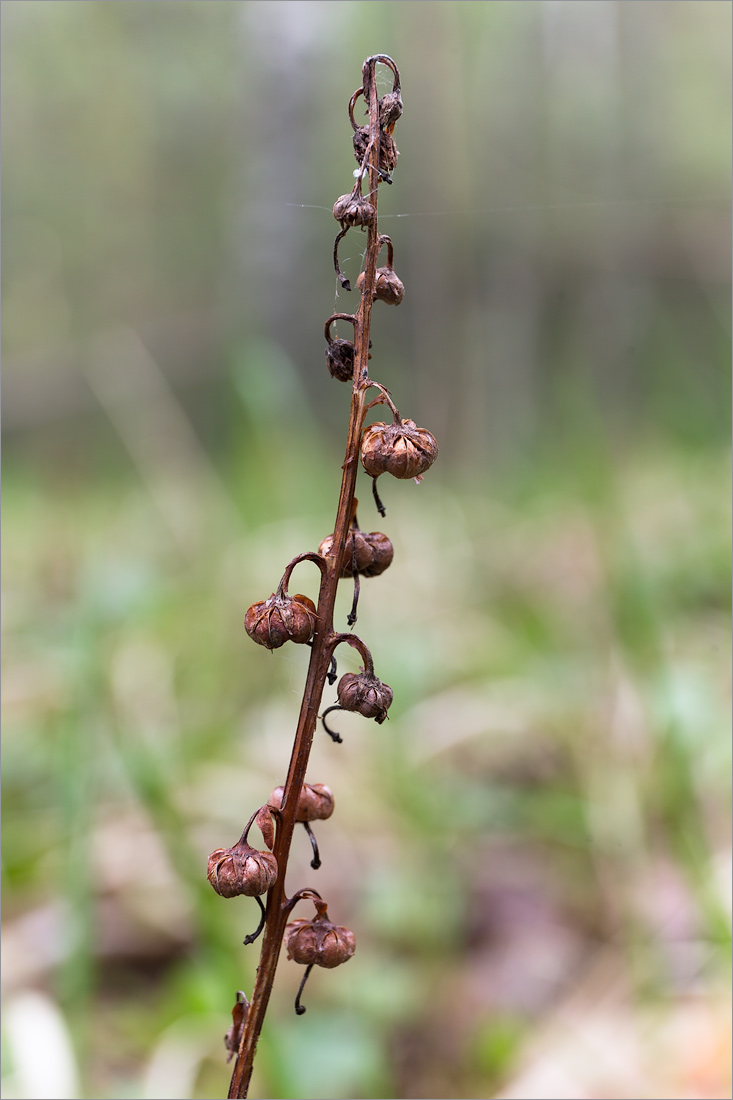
[[227, 58, 385, 1100]]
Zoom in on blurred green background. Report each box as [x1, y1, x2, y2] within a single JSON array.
[[2, 2, 731, 1098]]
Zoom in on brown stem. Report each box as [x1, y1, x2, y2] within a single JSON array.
[[228, 55, 390, 1100]]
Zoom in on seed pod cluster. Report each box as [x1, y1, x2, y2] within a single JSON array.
[[337, 670, 393, 724], [361, 418, 438, 481], [318, 529, 393, 578], [244, 592, 317, 650], [286, 912, 356, 969]]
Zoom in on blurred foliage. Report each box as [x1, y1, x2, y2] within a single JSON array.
[[2, 2, 731, 1099]]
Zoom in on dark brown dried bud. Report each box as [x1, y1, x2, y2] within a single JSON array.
[[333, 191, 376, 230], [325, 338, 355, 382], [356, 266, 405, 306], [244, 592, 317, 650], [268, 783, 335, 823], [207, 841, 278, 898], [286, 912, 356, 969], [318, 530, 393, 578], [361, 419, 438, 480], [337, 670, 393, 724], [379, 90, 403, 134], [352, 128, 399, 175]]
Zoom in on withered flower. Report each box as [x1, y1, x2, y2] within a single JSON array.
[[337, 670, 393, 724], [352, 127, 399, 176], [318, 530, 393, 578], [361, 418, 438, 481], [325, 337, 355, 382], [244, 592, 317, 650]]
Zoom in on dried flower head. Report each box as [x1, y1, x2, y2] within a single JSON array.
[[337, 670, 393, 724], [352, 127, 399, 176], [361, 419, 438, 481], [286, 911, 356, 969], [244, 592, 317, 650], [268, 783, 335, 823], [318, 530, 393, 578]]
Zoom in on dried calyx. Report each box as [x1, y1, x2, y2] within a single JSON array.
[[244, 592, 317, 650], [318, 529, 393, 578]]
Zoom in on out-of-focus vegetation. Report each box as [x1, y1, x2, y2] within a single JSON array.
[[2, 3, 730, 1099]]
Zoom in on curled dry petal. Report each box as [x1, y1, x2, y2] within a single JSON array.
[[337, 670, 393, 724], [207, 843, 278, 898], [318, 530, 393, 578], [268, 783, 335, 823], [244, 593, 317, 650], [286, 915, 356, 969], [361, 419, 438, 481]]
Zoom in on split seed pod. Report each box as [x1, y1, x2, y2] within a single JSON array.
[[337, 670, 393, 724], [379, 90, 403, 134], [268, 783, 335, 823], [361, 419, 438, 481], [325, 337, 355, 382], [286, 910, 356, 969], [318, 530, 393, 578], [207, 839, 277, 899], [245, 592, 317, 650]]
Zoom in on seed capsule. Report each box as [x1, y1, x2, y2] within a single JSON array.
[[337, 670, 393, 724], [244, 592, 317, 650], [318, 530, 393, 578], [325, 337, 355, 382], [207, 842, 277, 899], [352, 127, 399, 175], [268, 783, 335, 823], [333, 191, 376, 230], [361, 419, 438, 481], [356, 266, 405, 306], [286, 913, 356, 969]]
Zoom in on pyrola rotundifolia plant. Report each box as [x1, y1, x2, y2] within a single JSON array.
[[212, 55, 438, 1100]]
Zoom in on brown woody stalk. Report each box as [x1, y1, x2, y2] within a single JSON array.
[[225, 55, 419, 1099]]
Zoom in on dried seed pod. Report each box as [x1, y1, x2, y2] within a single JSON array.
[[268, 783, 335, 823], [332, 191, 376, 230], [337, 670, 393, 724], [318, 530, 393, 578], [244, 592, 317, 650], [207, 840, 278, 899], [379, 90, 403, 134], [325, 338, 355, 382], [357, 265, 404, 305], [361, 419, 438, 480], [286, 912, 356, 969], [352, 127, 399, 175]]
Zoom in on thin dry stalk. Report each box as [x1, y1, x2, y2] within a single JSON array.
[[209, 55, 438, 1100]]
